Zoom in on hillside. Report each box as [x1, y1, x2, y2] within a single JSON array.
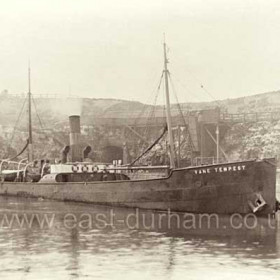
[[1, 89, 280, 125], [1, 89, 280, 162]]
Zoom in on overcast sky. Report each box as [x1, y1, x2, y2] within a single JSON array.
[[1, 0, 280, 104]]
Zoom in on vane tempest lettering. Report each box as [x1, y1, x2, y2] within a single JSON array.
[[194, 165, 246, 175]]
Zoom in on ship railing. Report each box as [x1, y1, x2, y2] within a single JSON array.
[[56, 162, 170, 171], [60, 162, 112, 166], [127, 172, 167, 180], [192, 157, 214, 166], [23, 163, 33, 179], [104, 165, 170, 171], [0, 159, 49, 181], [23, 159, 42, 180], [192, 157, 229, 166], [17, 158, 28, 179], [109, 165, 170, 180], [50, 162, 170, 175], [192, 157, 262, 166], [0, 159, 28, 172], [41, 163, 47, 178]]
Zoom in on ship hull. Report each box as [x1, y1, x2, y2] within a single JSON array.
[[0, 159, 276, 214]]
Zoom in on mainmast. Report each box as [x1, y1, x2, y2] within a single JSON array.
[[28, 63, 33, 162], [163, 38, 176, 169]]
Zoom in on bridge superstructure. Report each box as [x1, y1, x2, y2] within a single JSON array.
[[82, 107, 226, 165], [87, 107, 280, 164], [221, 111, 280, 123]]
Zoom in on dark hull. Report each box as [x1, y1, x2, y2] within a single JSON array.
[[0, 159, 276, 214]]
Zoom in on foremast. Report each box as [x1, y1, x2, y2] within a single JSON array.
[[28, 63, 33, 162], [163, 39, 176, 169]]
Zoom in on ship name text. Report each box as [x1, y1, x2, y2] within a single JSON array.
[[194, 165, 246, 175]]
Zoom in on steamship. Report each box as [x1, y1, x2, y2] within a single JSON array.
[[0, 41, 277, 214]]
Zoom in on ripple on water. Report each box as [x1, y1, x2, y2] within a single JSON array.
[[0, 197, 280, 279]]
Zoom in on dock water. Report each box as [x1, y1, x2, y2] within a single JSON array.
[[0, 193, 280, 279], [0, 171, 279, 279]]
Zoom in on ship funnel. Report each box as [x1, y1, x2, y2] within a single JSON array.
[[69, 115, 83, 162]]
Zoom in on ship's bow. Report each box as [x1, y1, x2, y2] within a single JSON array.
[[250, 158, 276, 214]]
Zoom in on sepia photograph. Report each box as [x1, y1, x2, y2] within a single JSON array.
[[0, 0, 280, 279]]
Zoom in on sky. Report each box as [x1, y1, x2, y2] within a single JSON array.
[[1, 0, 280, 104]]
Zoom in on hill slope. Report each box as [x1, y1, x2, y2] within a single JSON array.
[[1, 89, 280, 161]]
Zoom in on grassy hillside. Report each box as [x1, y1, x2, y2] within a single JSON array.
[[1, 89, 280, 162]]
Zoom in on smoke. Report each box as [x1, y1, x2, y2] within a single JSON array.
[[51, 97, 83, 117]]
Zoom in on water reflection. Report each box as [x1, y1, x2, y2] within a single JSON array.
[[0, 196, 280, 279]]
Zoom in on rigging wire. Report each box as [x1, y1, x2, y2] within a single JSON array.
[[131, 72, 165, 156], [125, 70, 164, 156], [169, 60, 250, 156], [133, 71, 167, 163], [129, 125, 167, 166], [9, 95, 28, 146], [199, 84, 222, 107], [169, 55, 222, 106], [130, 67, 164, 124], [161, 75, 168, 160], [31, 94, 46, 132], [169, 72, 195, 153], [7, 139, 29, 160], [171, 76, 206, 103], [31, 95, 50, 157], [142, 72, 164, 140], [32, 95, 79, 158]]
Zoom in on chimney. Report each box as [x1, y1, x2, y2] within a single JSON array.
[[69, 115, 83, 162]]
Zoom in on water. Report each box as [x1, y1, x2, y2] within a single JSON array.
[[0, 196, 280, 280]]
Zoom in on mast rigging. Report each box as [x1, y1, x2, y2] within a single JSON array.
[[163, 38, 176, 169], [28, 62, 33, 161]]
